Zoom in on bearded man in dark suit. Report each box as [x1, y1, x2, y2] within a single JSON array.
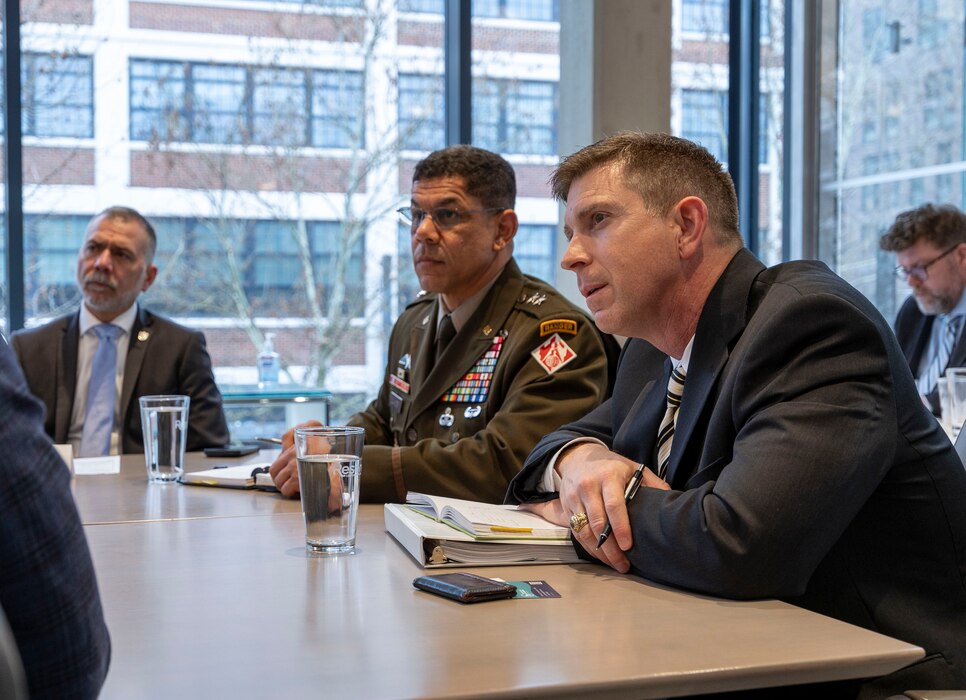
[[12, 206, 228, 456]]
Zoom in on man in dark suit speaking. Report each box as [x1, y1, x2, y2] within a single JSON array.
[[12, 206, 228, 456], [507, 133, 966, 697]]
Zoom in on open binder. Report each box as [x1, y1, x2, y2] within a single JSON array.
[[179, 464, 278, 491], [385, 503, 580, 568]]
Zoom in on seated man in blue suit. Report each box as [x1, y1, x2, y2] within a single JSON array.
[[12, 206, 228, 456], [508, 132, 966, 698]]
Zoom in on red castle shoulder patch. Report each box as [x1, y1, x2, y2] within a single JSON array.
[[531, 333, 577, 375]]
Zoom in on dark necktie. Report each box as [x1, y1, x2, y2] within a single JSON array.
[[79, 324, 122, 457], [656, 364, 687, 479], [434, 314, 456, 366]]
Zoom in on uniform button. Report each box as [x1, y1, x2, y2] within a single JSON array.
[[450, 432, 460, 443], [406, 428, 418, 442]]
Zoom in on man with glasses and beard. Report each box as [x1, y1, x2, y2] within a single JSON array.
[[270, 145, 617, 503], [880, 203, 966, 416], [12, 206, 228, 456]]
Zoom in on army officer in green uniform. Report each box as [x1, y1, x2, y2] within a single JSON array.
[[270, 145, 617, 503]]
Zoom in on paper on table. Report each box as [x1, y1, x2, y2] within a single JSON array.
[[73, 455, 121, 474], [405, 492, 570, 540], [53, 444, 74, 476]]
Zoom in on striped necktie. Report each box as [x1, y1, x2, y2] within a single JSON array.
[[918, 314, 962, 395], [656, 364, 687, 479]]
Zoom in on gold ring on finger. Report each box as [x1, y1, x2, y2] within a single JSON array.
[[569, 511, 589, 533]]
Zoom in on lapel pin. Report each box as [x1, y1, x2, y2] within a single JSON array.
[[137, 330, 150, 342]]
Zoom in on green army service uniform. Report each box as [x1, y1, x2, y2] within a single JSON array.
[[350, 259, 616, 503]]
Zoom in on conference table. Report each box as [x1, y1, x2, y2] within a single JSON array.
[[74, 452, 924, 699]]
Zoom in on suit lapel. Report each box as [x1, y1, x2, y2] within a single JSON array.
[[120, 306, 151, 423], [909, 314, 933, 376], [407, 303, 438, 418], [664, 249, 765, 485], [614, 358, 670, 466], [946, 319, 966, 372], [56, 314, 82, 442]]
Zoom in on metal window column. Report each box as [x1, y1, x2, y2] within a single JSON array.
[[444, 0, 471, 146], [728, 0, 761, 255], [3, 0, 24, 331]]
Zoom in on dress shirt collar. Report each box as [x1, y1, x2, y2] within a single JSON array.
[[669, 335, 695, 373], [79, 302, 138, 337], [435, 272, 502, 334], [946, 289, 966, 320]]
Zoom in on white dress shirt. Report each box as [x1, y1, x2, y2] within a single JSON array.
[[68, 304, 138, 455]]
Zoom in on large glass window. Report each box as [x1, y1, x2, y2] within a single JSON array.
[[473, 79, 557, 156], [398, 73, 444, 152], [818, 1, 966, 323], [681, 0, 729, 34], [22, 53, 93, 138], [514, 225, 557, 283], [130, 59, 363, 148], [673, 0, 784, 265], [8, 0, 771, 420], [681, 88, 728, 162]]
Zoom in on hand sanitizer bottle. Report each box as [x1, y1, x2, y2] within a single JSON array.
[[257, 332, 280, 387]]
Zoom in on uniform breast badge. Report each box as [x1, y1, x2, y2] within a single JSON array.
[[442, 333, 506, 403], [438, 407, 455, 427]]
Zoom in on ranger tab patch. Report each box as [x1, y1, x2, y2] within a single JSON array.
[[539, 319, 578, 337], [532, 333, 577, 374]]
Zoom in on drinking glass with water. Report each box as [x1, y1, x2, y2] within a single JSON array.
[[293, 426, 364, 554], [139, 395, 190, 483]]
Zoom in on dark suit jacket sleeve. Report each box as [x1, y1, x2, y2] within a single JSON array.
[[178, 329, 230, 451], [623, 292, 898, 599], [0, 337, 110, 698], [506, 339, 666, 503]]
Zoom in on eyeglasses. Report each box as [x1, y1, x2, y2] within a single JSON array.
[[396, 206, 503, 231], [894, 243, 962, 282]]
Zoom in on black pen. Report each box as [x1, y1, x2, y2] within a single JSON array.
[[255, 436, 283, 445], [596, 463, 647, 550]]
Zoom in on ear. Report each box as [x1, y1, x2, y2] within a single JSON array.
[[671, 196, 709, 260], [142, 264, 159, 292], [955, 243, 966, 269], [492, 210, 518, 252]]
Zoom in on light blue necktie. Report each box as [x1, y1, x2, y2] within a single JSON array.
[[919, 315, 962, 395], [79, 324, 122, 457]]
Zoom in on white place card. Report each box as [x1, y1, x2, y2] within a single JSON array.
[[73, 455, 121, 475]]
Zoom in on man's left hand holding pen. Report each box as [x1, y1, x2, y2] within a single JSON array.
[[518, 442, 670, 573], [267, 420, 324, 498]]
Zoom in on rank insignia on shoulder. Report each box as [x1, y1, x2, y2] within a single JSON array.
[[524, 291, 548, 306], [540, 319, 578, 337], [532, 333, 577, 375]]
